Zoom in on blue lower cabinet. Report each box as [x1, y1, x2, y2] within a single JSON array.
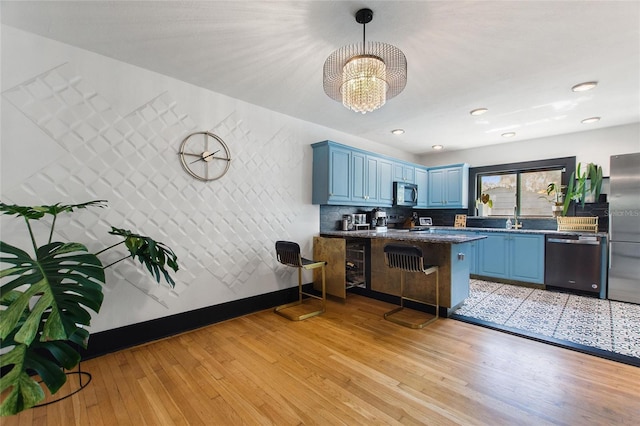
[[468, 238, 478, 275], [509, 234, 545, 283], [478, 234, 510, 279], [477, 232, 544, 284]]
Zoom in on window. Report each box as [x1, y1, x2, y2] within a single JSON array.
[[469, 157, 575, 217]]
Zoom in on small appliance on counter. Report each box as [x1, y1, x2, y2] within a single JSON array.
[[342, 215, 353, 231], [352, 213, 369, 230], [341, 214, 370, 231], [371, 208, 388, 232], [408, 217, 433, 232], [419, 217, 432, 226]]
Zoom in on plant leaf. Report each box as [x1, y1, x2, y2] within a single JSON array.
[[1, 239, 106, 415], [108, 227, 179, 287], [0, 200, 107, 220]]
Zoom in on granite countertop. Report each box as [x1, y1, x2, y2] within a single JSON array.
[[422, 226, 609, 238], [321, 226, 608, 241], [319, 229, 486, 244]]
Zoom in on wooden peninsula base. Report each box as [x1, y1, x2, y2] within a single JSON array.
[[314, 230, 485, 317]]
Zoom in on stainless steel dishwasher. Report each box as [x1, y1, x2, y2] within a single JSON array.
[[544, 234, 602, 295]]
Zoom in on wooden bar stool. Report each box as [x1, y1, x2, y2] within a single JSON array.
[[274, 241, 327, 321], [383, 243, 439, 329]]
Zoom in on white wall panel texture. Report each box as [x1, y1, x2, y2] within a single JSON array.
[[1, 26, 410, 332]]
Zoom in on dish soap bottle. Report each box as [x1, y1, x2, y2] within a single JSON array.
[[506, 218, 512, 229]]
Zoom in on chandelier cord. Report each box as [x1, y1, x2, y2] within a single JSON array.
[[362, 20, 366, 55]]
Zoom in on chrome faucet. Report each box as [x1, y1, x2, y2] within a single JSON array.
[[512, 206, 522, 229]]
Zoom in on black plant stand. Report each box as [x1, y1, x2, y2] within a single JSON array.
[[34, 362, 92, 408]]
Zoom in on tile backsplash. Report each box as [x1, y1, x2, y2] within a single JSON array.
[[320, 203, 609, 233]]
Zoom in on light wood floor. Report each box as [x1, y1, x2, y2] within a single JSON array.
[[5, 294, 640, 425]]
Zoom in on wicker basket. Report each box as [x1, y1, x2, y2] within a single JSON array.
[[556, 216, 598, 233]]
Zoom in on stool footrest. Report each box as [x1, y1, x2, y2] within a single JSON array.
[[274, 299, 325, 321], [384, 306, 438, 329]]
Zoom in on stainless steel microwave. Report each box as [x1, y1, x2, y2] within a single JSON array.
[[393, 182, 418, 206]]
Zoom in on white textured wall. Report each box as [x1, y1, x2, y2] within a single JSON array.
[[0, 26, 415, 333], [418, 123, 640, 176]]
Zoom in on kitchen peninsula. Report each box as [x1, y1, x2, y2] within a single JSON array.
[[315, 229, 486, 317]]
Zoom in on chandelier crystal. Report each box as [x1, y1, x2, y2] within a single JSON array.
[[342, 54, 388, 113], [323, 8, 407, 114]]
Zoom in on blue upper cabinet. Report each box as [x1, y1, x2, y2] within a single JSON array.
[[414, 167, 429, 208], [312, 141, 351, 204], [427, 164, 469, 208], [351, 151, 383, 205], [312, 141, 396, 206], [312, 141, 464, 208], [393, 162, 415, 183], [378, 158, 394, 205]]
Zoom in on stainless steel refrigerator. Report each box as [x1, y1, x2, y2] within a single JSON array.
[[608, 152, 640, 304]]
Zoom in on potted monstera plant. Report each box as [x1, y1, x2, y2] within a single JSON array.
[[0, 200, 179, 416]]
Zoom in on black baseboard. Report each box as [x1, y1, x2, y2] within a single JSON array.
[[80, 285, 304, 360]]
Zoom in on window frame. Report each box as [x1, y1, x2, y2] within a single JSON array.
[[467, 157, 576, 217]]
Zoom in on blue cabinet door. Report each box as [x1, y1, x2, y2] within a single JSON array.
[[378, 159, 394, 205], [312, 142, 351, 204], [427, 165, 469, 208], [351, 151, 366, 203], [393, 162, 415, 183], [366, 156, 379, 204], [469, 238, 478, 275], [415, 167, 428, 208], [509, 234, 545, 283], [352, 152, 385, 205], [328, 146, 351, 203], [476, 232, 544, 284], [444, 167, 464, 206], [478, 233, 509, 279], [427, 168, 446, 207]]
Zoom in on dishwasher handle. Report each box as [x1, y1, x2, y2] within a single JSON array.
[[547, 237, 600, 245]]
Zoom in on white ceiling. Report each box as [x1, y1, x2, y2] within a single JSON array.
[[2, 1, 639, 154]]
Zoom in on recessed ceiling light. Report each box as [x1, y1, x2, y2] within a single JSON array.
[[470, 108, 488, 116], [501, 132, 516, 138], [581, 117, 601, 124], [432, 144, 444, 150], [572, 81, 598, 92], [391, 129, 405, 135]]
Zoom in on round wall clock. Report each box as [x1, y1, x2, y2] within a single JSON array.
[[178, 131, 231, 181]]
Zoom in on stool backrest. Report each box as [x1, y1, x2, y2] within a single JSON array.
[[384, 244, 425, 272], [275, 240, 303, 267]]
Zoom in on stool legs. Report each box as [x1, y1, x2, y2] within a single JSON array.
[[384, 267, 439, 329], [274, 263, 326, 321]]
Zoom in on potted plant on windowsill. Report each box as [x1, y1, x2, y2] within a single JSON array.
[[475, 193, 493, 217], [544, 183, 566, 217], [0, 200, 179, 416], [563, 162, 603, 215]]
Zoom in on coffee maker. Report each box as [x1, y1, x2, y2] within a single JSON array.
[[371, 208, 388, 232]]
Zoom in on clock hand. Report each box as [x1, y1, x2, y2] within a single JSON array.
[[190, 150, 220, 164]]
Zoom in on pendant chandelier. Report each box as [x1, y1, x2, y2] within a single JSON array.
[[323, 8, 407, 114]]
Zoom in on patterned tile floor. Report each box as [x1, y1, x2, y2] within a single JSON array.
[[452, 279, 640, 365]]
